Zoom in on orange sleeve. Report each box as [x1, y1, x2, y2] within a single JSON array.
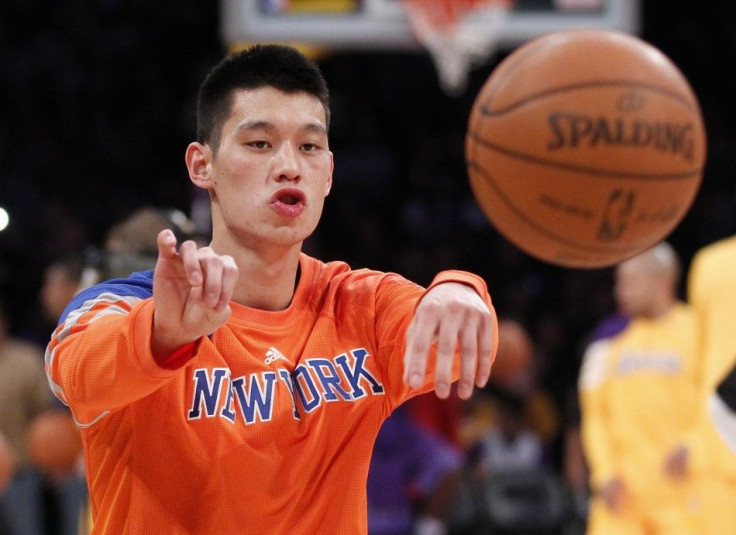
[[374, 270, 498, 409], [425, 270, 493, 306], [46, 298, 186, 426]]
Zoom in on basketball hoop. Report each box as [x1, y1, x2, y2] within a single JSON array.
[[403, 0, 514, 96]]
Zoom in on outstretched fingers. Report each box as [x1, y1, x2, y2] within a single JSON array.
[[152, 229, 239, 355], [475, 313, 494, 388], [216, 256, 238, 312], [433, 303, 463, 399], [404, 282, 495, 400], [178, 243, 238, 312], [179, 240, 204, 300], [403, 316, 434, 390], [156, 229, 179, 259], [457, 321, 479, 399]]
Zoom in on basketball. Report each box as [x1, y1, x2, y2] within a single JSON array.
[[466, 30, 707, 268], [27, 410, 83, 475]]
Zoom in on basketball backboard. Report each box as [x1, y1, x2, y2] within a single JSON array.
[[221, 0, 641, 51]]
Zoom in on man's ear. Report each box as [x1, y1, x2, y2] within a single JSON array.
[[324, 151, 334, 197], [185, 142, 213, 190]]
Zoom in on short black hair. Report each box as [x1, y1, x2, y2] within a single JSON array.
[[196, 44, 330, 152]]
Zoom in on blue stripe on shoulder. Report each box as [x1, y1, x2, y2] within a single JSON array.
[[59, 270, 154, 324]]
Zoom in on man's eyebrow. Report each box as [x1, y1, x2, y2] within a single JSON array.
[[235, 120, 274, 132], [234, 120, 327, 135], [301, 122, 328, 135]]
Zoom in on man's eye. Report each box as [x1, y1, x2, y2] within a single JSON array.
[[249, 141, 269, 149], [301, 143, 317, 151]]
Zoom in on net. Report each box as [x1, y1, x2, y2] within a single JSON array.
[[403, 0, 514, 96]]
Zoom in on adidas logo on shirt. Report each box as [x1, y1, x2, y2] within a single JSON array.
[[264, 347, 288, 365]]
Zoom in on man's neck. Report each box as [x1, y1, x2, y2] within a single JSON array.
[[644, 295, 676, 320], [211, 239, 302, 311]]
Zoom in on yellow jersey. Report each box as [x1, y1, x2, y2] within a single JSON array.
[[579, 302, 700, 494], [687, 235, 736, 477]]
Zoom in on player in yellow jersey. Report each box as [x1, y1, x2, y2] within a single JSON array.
[[44, 44, 497, 534], [663, 234, 736, 533], [579, 242, 700, 535]]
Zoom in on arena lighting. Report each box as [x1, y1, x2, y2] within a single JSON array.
[[0, 207, 8, 232]]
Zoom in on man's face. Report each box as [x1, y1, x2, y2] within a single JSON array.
[[204, 87, 333, 249], [614, 257, 655, 317]]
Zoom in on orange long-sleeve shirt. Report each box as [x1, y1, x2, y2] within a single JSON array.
[[45, 254, 495, 534]]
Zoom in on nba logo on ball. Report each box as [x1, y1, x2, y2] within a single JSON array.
[[466, 29, 706, 268]]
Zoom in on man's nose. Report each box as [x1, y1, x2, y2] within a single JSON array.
[[273, 143, 300, 181]]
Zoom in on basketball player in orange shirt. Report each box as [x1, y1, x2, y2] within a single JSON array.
[[45, 44, 498, 534]]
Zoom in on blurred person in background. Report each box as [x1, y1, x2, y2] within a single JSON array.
[[80, 206, 201, 289], [25, 254, 87, 347], [26, 254, 87, 535], [0, 431, 16, 532], [0, 431, 15, 494], [458, 320, 550, 478], [662, 233, 736, 533], [0, 296, 52, 535], [578, 242, 700, 535], [41, 256, 85, 325], [367, 405, 463, 535], [410, 320, 554, 535]]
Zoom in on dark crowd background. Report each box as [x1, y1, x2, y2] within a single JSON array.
[[1, 0, 735, 471]]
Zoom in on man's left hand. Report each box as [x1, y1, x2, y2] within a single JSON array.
[[403, 282, 495, 400]]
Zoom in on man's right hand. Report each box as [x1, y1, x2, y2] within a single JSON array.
[[151, 229, 238, 358], [599, 477, 627, 513], [663, 444, 690, 480]]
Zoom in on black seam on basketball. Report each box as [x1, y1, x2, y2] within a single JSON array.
[[478, 81, 699, 116], [466, 160, 650, 255], [467, 131, 703, 181]]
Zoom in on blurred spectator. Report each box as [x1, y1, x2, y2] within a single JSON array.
[[20, 253, 85, 348], [487, 319, 561, 463], [488, 319, 534, 392], [415, 383, 559, 535], [413, 319, 556, 535], [0, 296, 52, 535], [81, 205, 201, 288], [24, 408, 86, 535], [404, 392, 463, 449], [578, 242, 700, 534], [367, 406, 463, 535], [0, 431, 17, 532], [40, 255, 85, 325], [22, 253, 87, 535], [0, 431, 15, 493], [467, 386, 546, 475]]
